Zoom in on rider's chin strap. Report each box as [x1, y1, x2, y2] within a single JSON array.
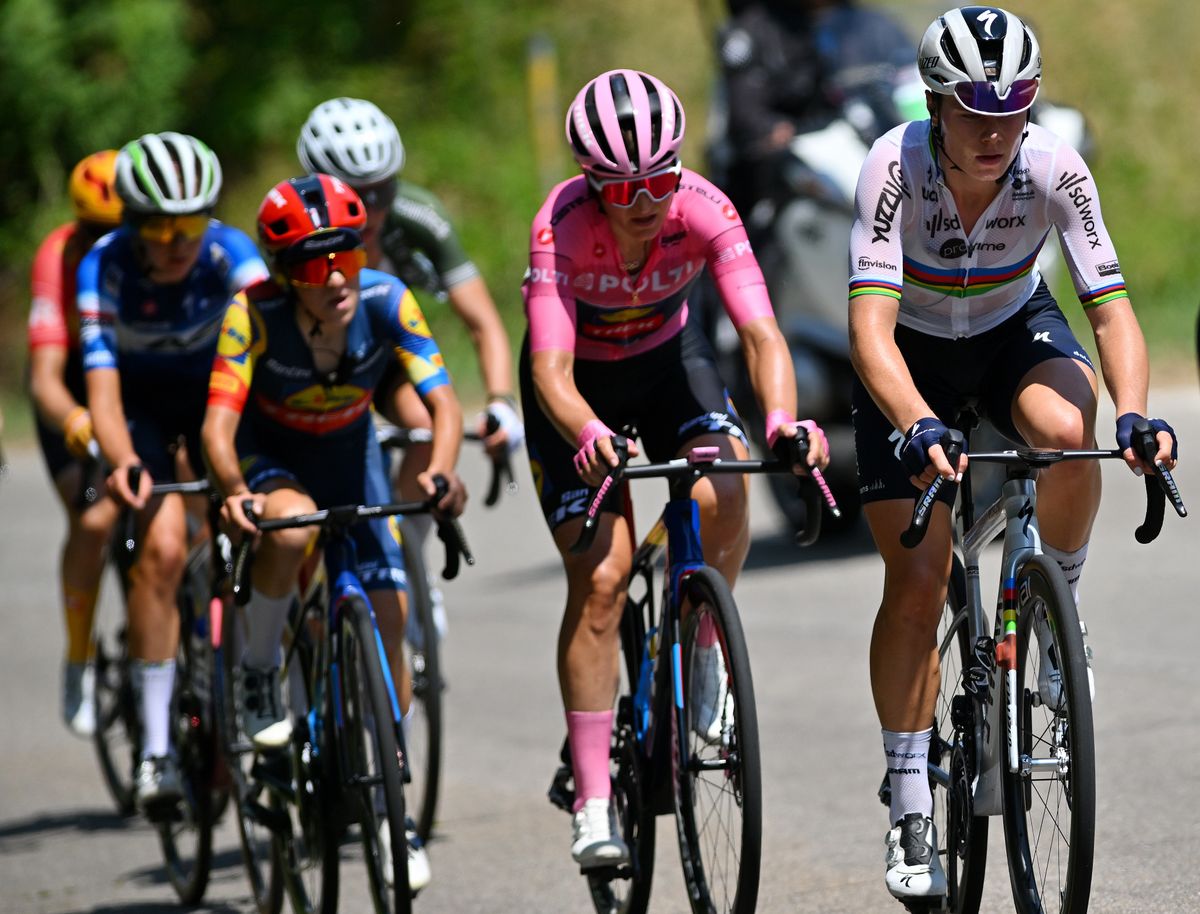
[[930, 103, 1031, 185]]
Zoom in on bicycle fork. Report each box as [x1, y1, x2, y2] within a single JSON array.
[[962, 476, 1039, 817]]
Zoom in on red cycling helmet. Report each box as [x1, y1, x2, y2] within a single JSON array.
[[256, 173, 367, 264]]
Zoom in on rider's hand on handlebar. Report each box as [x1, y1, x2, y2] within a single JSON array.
[[1116, 412, 1178, 476], [901, 417, 966, 488], [108, 460, 151, 509], [573, 420, 638, 487], [221, 490, 266, 538], [480, 396, 525, 459], [61, 406, 95, 460], [766, 411, 830, 473], [420, 468, 467, 517]]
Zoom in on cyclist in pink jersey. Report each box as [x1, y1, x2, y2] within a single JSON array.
[[848, 8, 1178, 904], [27, 150, 124, 737], [521, 68, 829, 868]]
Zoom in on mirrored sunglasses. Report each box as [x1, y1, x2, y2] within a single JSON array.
[[952, 78, 1039, 116], [587, 161, 682, 208], [286, 247, 367, 288], [136, 214, 210, 244]]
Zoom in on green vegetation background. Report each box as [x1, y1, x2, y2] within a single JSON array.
[[2, 0, 1196, 441]]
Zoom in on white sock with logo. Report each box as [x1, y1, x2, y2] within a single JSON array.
[[1042, 541, 1088, 606], [883, 727, 933, 825], [133, 659, 177, 759]]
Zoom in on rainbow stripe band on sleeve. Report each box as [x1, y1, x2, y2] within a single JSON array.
[[1079, 283, 1128, 309], [849, 279, 902, 300]]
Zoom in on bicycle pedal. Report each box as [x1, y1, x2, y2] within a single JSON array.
[[242, 797, 290, 836], [580, 863, 629, 880], [900, 896, 947, 913], [143, 799, 184, 824]]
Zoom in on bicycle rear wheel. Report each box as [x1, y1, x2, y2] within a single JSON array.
[[672, 565, 761, 914], [339, 594, 411, 913], [92, 628, 138, 816], [219, 599, 284, 914], [1001, 554, 1095, 914], [932, 558, 988, 914], [400, 525, 443, 842]]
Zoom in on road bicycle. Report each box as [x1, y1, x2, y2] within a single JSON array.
[[548, 431, 835, 914], [892, 411, 1186, 914], [375, 419, 514, 841], [90, 469, 228, 905], [224, 478, 473, 914]]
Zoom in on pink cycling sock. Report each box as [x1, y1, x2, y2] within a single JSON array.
[[567, 709, 613, 812], [696, 614, 719, 648]]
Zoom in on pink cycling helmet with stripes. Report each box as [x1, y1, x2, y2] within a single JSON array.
[[565, 69, 686, 178]]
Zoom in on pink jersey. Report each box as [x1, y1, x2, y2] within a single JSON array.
[[523, 169, 774, 360]]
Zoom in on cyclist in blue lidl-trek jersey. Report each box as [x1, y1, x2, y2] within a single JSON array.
[[80, 131, 269, 815]]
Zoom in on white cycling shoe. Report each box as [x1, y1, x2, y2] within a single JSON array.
[[571, 797, 629, 869], [378, 817, 432, 894], [62, 661, 96, 738], [690, 644, 733, 744], [1034, 612, 1095, 710], [884, 813, 947, 900]]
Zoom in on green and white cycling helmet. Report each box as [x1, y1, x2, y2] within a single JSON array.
[[115, 132, 222, 215], [297, 97, 405, 186], [919, 6, 1041, 116]]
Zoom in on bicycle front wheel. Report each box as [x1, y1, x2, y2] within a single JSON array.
[[672, 566, 761, 914], [1001, 554, 1095, 914], [400, 525, 443, 842], [339, 595, 411, 913], [932, 558, 988, 914]]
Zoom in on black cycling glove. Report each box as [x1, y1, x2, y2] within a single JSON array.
[[1116, 412, 1178, 461], [900, 417, 949, 477]]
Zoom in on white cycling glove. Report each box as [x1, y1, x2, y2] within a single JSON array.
[[484, 397, 525, 453]]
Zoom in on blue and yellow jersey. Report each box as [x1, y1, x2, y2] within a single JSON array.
[[208, 268, 449, 438]]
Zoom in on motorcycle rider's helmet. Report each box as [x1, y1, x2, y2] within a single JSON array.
[[297, 97, 405, 187], [115, 132, 222, 215], [918, 7, 1040, 116], [565, 69, 685, 177], [69, 150, 122, 227]]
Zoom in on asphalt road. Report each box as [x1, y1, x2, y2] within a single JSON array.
[[1, 389, 1197, 913]]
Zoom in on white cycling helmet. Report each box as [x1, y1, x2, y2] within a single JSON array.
[[297, 97, 405, 186], [115, 132, 222, 215], [919, 6, 1041, 115]]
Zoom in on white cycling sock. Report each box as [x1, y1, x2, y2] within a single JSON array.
[[133, 659, 177, 759], [883, 727, 933, 825], [1041, 541, 1087, 607], [242, 589, 294, 669], [405, 513, 434, 563]]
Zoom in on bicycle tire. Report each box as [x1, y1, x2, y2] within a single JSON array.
[[339, 594, 411, 913], [932, 557, 988, 914], [275, 625, 340, 914], [219, 598, 284, 914], [672, 565, 762, 914], [92, 629, 138, 817], [1000, 554, 1095, 914], [157, 583, 215, 905], [400, 523, 443, 842]]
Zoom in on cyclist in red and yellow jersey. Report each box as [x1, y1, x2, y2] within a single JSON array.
[[27, 150, 124, 737]]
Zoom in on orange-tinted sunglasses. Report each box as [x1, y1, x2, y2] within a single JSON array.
[[136, 214, 210, 244], [286, 248, 368, 288]]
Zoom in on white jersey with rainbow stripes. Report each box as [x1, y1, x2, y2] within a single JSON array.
[[848, 120, 1127, 340]]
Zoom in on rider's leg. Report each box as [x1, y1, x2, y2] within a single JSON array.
[[370, 586, 412, 714], [1011, 357, 1101, 595], [127, 493, 187, 761], [53, 468, 119, 665], [865, 499, 956, 824], [552, 513, 634, 809]]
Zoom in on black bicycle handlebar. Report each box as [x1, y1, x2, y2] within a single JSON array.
[[115, 467, 213, 573], [232, 474, 474, 606], [569, 431, 836, 555], [901, 420, 1186, 549]]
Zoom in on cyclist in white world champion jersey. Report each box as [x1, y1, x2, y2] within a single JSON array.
[[847, 6, 1178, 904]]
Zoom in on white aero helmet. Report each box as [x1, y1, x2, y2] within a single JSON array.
[[297, 97, 405, 186], [115, 132, 222, 215], [919, 6, 1041, 115]]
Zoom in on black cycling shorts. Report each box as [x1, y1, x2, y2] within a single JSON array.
[[519, 323, 746, 530], [852, 281, 1095, 505]]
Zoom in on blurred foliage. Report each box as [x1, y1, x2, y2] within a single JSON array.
[[2, 0, 1198, 438]]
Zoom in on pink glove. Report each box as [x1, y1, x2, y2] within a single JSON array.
[[574, 420, 615, 477]]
